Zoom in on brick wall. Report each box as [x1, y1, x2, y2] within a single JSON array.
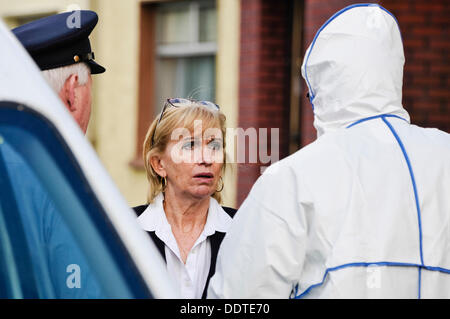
[[237, 0, 293, 206], [383, 0, 450, 133], [301, 0, 450, 146]]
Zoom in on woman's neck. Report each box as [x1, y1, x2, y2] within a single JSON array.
[[162, 187, 210, 232]]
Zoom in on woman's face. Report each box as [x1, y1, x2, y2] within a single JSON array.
[[155, 126, 224, 200]]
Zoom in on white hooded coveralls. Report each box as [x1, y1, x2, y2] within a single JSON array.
[[208, 4, 450, 298]]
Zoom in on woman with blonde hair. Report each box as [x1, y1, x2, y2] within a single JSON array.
[[133, 98, 236, 299]]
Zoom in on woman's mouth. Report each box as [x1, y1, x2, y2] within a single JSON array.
[[193, 173, 214, 183]]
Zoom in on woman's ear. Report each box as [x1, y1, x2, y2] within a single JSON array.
[[150, 154, 166, 178]]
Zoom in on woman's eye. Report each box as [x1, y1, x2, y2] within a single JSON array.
[[208, 141, 222, 151], [182, 141, 198, 150], [182, 141, 196, 150]]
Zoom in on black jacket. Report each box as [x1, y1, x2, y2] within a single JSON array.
[[133, 204, 236, 299]]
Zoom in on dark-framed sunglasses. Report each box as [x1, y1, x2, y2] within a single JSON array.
[[151, 98, 220, 145]]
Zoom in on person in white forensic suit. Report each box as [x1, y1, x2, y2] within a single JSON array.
[[207, 4, 450, 299]]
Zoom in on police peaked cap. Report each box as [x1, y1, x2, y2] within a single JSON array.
[[12, 10, 105, 74]]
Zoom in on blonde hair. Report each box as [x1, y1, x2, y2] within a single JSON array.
[[143, 103, 227, 204]]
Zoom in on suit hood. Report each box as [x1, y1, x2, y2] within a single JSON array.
[[301, 4, 410, 137]]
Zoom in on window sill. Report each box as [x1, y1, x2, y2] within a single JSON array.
[[129, 157, 145, 170]]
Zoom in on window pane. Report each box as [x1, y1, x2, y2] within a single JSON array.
[[183, 55, 215, 101], [157, 5, 192, 44], [0, 141, 107, 298], [155, 55, 216, 115], [0, 136, 107, 298], [0, 104, 152, 298], [199, 6, 217, 42], [153, 1, 217, 117], [155, 58, 179, 114]]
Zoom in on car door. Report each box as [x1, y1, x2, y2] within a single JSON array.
[[0, 19, 176, 299], [0, 101, 155, 298]]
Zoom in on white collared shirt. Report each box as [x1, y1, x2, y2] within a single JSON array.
[[137, 193, 232, 299]]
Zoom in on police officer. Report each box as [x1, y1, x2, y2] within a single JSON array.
[[13, 10, 105, 133], [7, 10, 106, 298]]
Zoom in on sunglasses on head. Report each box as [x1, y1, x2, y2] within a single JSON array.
[[152, 98, 220, 145]]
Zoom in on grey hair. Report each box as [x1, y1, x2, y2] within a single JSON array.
[[41, 62, 90, 93]]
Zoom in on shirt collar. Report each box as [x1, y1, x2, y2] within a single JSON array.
[[137, 193, 233, 238], [137, 192, 169, 233], [203, 196, 233, 236]]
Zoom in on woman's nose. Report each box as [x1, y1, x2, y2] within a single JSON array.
[[194, 145, 213, 164], [203, 146, 214, 164]]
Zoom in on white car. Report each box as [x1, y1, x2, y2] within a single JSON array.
[[0, 19, 177, 299]]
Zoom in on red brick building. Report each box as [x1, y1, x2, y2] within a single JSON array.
[[237, 0, 449, 206]]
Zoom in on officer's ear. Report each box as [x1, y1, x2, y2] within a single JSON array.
[[59, 73, 79, 112]]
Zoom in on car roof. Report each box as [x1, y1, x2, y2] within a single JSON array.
[[0, 19, 178, 298]]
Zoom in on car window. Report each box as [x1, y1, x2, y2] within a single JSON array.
[[0, 101, 152, 298]]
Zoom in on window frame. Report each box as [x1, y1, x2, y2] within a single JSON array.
[[131, 0, 218, 169], [0, 101, 153, 298]]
